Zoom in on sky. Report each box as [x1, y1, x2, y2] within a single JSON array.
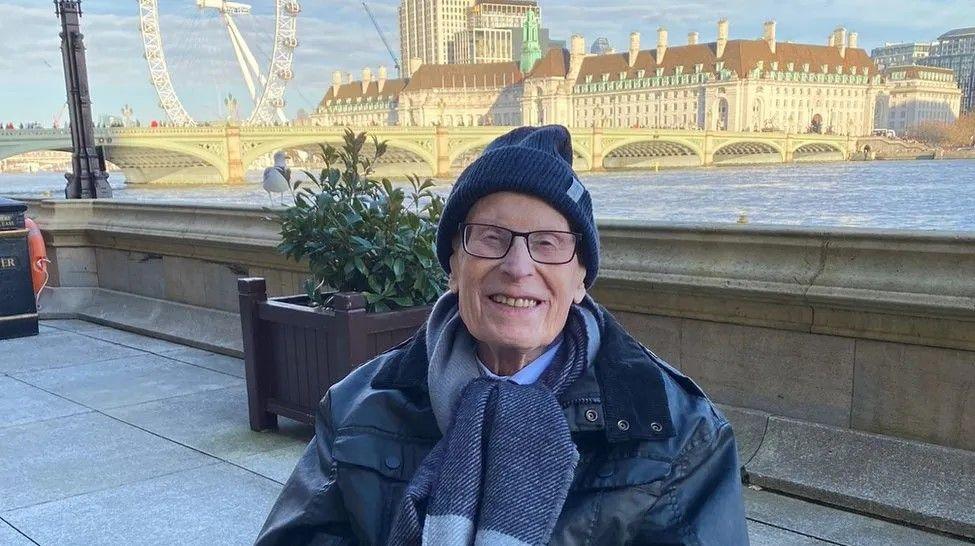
[[0, 0, 972, 125]]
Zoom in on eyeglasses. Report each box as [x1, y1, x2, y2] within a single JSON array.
[[460, 223, 582, 265]]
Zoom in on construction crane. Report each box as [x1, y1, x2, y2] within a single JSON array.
[[362, 2, 401, 78]]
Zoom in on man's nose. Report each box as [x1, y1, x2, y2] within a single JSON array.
[[500, 235, 535, 277]]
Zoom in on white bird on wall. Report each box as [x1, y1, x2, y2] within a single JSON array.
[[262, 151, 292, 205]]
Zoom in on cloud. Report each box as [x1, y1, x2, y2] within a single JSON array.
[[1, 0, 972, 124]]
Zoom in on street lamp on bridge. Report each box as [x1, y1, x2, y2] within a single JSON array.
[[55, 0, 112, 198]]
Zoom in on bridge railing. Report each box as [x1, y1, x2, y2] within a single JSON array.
[[0, 128, 73, 138]]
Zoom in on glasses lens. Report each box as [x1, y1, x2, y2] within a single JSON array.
[[528, 231, 578, 263], [464, 224, 513, 258]]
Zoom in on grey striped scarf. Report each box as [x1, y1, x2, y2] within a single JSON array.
[[388, 292, 601, 546]]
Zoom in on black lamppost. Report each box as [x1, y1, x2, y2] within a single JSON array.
[[55, 0, 112, 199]]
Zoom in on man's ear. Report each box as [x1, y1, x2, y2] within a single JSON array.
[[448, 271, 459, 293], [572, 262, 587, 304], [447, 251, 460, 293]]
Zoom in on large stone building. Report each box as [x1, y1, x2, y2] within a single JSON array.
[[875, 65, 962, 135], [316, 67, 407, 127], [399, 0, 473, 66], [529, 22, 883, 135], [399, 0, 557, 68], [317, 20, 886, 136], [398, 61, 525, 126], [871, 42, 931, 72], [454, 1, 538, 64], [313, 62, 523, 128], [919, 27, 975, 112]]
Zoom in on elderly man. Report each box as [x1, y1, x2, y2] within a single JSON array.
[[256, 125, 749, 545]]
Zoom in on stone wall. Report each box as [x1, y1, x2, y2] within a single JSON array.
[[23, 199, 975, 451], [591, 221, 974, 451]]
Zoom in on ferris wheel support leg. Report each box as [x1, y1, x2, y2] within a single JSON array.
[[225, 14, 259, 101], [226, 14, 267, 92]]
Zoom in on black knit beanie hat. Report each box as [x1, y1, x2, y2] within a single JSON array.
[[436, 124, 599, 288]]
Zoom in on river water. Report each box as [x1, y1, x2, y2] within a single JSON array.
[[2, 160, 973, 231]]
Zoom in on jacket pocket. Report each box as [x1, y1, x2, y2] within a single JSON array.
[[554, 455, 672, 545], [571, 454, 671, 493], [332, 428, 434, 482], [330, 429, 435, 544]]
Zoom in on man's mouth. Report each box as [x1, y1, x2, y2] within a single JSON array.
[[489, 294, 541, 308]]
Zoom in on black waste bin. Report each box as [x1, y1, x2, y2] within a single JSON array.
[[0, 197, 38, 340]]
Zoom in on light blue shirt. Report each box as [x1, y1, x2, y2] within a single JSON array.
[[477, 339, 563, 385]]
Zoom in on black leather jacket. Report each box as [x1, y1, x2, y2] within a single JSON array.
[[256, 310, 749, 545]]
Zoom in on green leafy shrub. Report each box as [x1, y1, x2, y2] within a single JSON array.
[[277, 129, 446, 312]]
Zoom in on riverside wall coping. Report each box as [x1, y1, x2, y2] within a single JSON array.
[[595, 219, 975, 351]]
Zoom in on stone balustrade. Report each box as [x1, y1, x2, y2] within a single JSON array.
[[22, 198, 975, 452]]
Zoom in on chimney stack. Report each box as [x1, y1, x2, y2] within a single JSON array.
[[629, 32, 640, 67], [763, 20, 776, 54], [331, 70, 342, 96], [569, 34, 586, 78], [688, 31, 699, 45], [377, 65, 388, 92], [716, 18, 729, 58], [408, 56, 422, 77], [346, 72, 354, 85], [656, 27, 668, 64], [361, 67, 372, 94], [848, 31, 858, 50], [835, 26, 847, 58]]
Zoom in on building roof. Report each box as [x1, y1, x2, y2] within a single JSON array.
[[885, 64, 957, 79], [570, 39, 877, 85], [938, 27, 975, 40], [403, 61, 524, 91], [319, 62, 525, 107], [319, 38, 881, 107], [320, 78, 408, 105], [474, 0, 537, 5], [526, 47, 569, 78]]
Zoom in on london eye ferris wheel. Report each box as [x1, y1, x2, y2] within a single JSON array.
[[138, 0, 301, 126]]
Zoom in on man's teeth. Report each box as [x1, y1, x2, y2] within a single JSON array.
[[490, 295, 539, 308]]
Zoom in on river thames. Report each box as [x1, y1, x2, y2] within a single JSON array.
[[2, 160, 973, 231]]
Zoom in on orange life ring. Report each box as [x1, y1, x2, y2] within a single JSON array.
[[24, 218, 49, 296]]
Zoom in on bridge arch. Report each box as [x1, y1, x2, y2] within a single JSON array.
[[0, 141, 73, 162], [242, 136, 437, 177], [448, 136, 592, 174], [601, 137, 703, 169], [100, 143, 229, 183], [712, 140, 785, 165], [0, 136, 229, 183], [792, 142, 846, 162]]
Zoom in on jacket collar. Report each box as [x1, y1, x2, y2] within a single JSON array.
[[371, 310, 675, 442]]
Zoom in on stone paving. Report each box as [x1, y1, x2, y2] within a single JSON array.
[[0, 320, 969, 545]]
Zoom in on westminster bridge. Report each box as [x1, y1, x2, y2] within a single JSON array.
[[0, 125, 855, 184]]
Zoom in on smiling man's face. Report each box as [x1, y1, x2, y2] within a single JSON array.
[[449, 191, 587, 367]]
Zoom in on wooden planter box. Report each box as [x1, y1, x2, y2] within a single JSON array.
[[238, 277, 431, 431]]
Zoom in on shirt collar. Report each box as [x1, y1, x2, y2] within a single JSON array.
[[476, 339, 563, 385]]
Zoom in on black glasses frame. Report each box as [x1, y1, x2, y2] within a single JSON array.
[[460, 223, 583, 265]]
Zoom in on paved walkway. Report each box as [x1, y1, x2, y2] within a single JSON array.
[[0, 321, 968, 545]]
